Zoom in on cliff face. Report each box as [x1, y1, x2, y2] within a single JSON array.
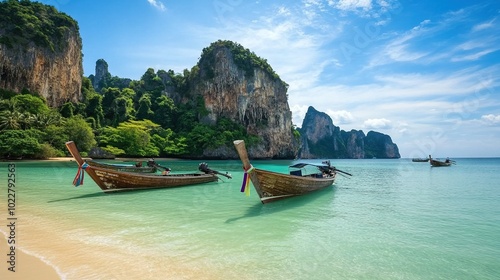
[[0, 35, 82, 107], [364, 131, 400, 159], [191, 43, 297, 158], [299, 106, 342, 158], [299, 106, 400, 159], [0, 2, 82, 107], [90, 59, 131, 92]]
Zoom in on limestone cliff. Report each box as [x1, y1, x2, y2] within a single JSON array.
[[190, 40, 297, 158], [89, 59, 131, 92], [299, 106, 400, 159], [364, 131, 400, 159], [0, 1, 82, 107], [299, 106, 343, 158]]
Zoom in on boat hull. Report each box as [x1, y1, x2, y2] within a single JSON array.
[[430, 160, 452, 167], [253, 168, 335, 203], [66, 141, 218, 192], [233, 139, 336, 203], [90, 166, 218, 192], [412, 158, 429, 162]]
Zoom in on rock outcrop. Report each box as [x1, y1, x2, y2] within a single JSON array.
[[0, 1, 82, 107], [191, 40, 297, 158], [89, 59, 131, 92], [299, 106, 343, 158], [299, 106, 400, 159], [364, 131, 400, 159]]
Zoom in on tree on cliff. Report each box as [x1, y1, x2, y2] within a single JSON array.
[[0, 0, 79, 52]]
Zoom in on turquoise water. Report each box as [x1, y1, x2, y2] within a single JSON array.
[[1, 158, 499, 279]]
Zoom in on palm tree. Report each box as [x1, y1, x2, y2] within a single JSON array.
[[31, 111, 64, 129], [0, 110, 24, 130]]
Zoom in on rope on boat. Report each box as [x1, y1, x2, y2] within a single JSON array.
[[73, 162, 89, 187]]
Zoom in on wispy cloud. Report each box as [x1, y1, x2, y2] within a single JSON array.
[[364, 118, 392, 129], [451, 48, 498, 62], [147, 0, 166, 11], [332, 0, 372, 11], [481, 114, 500, 125], [326, 109, 355, 125], [472, 19, 496, 32]]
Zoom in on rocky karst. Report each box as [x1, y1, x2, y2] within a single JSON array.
[[0, 1, 82, 107], [299, 106, 400, 159], [191, 41, 298, 158]]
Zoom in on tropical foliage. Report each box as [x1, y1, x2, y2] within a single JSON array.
[[0, 0, 79, 52], [0, 61, 265, 159], [199, 40, 288, 88]]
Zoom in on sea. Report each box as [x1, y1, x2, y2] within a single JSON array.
[[0, 157, 499, 280]]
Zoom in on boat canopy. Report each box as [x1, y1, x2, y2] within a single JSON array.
[[289, 163, 329, 169]]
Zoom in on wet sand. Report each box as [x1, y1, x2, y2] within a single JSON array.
[[0, 235, 61, 280]]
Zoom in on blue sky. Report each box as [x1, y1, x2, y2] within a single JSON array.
[[36, 0, 500, 158]]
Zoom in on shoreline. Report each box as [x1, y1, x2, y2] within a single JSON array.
[[2, 157, 181, 162], [0, 234, 61, 280]]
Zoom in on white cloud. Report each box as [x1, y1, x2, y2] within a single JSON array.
[[363, 118, 392, 129], [147, 0, 166, 11], [290, 104, 310, 127], [456, 40, 487, 51], [472, 20, 495, 32], [481, 114, 500, 125], [333, 0, 372, 11], [326, 109, 355, 124], [451, 49, 498, 62]]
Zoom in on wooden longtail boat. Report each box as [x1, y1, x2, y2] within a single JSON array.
[[66, 141, 220, 192], [412, 158, 429, 162], [86, 160, 158, 173], [233, 140, 351, 203], [429, 155, 453, 167]]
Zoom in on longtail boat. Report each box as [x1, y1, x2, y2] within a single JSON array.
[[412, 158, 429, 162], [86, 160, 158, 173], [233, 140, 351, 203], [429, 155, 453, 167], [66, 141, 223, 192]]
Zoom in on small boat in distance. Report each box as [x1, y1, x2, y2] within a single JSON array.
[[233, 140, 352, 203], [429, 155, 453, 167], [412, 158, 429, 162], [66, 141, 227, 192]]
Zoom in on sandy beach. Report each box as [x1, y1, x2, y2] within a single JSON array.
[[0, 235, 61, 280]]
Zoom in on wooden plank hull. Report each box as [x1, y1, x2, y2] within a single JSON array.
[[66, 141, 218, 192], [87, 160, 157, 173], [233, 140, 335, 203], [90, 166, 218, 192], [429, 155, 452, 167], [429, 159, 452, 167], [253, 168, 335, 203]]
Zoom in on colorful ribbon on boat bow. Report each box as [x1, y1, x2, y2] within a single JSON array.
[[73, 162, 89, 187], [240, 165, 254, 196]]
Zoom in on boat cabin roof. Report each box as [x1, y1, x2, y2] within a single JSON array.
[[289, 163, 329, 169]]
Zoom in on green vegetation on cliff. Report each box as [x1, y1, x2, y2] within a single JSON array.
[[0, 0, 79, 52], [198, 40, 288, 87]]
